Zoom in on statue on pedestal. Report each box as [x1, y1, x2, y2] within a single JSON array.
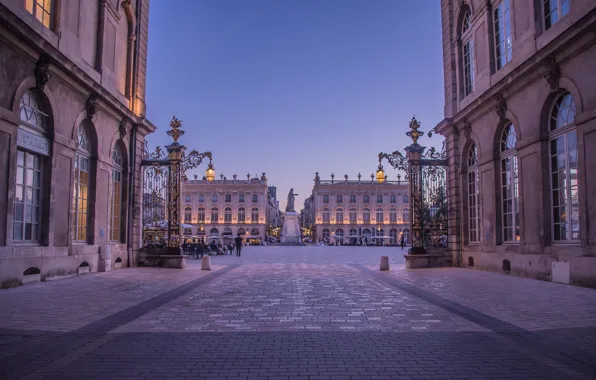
[[285, 188, 297, 212]]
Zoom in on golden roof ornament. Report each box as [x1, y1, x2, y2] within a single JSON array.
[[406, 116, 424, 145], [167, 115, 184, 143]]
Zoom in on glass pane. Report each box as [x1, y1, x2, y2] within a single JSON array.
[[17, 150, 24, 166], [15, 185, 24, 202], [26, 153, 34, 168], [14, 203, 23, 221], [13, 222, 22, 240]]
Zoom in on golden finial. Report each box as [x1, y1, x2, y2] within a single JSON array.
[[406, 116, 424, 145], [167, 116, 184, 143]]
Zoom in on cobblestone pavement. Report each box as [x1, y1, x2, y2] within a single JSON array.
[[0, 246, 595, 380]]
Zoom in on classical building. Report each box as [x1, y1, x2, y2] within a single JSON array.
[[436, 0, 596, 284], [0, 0, 154, 287], [180, 173, 282, 244], [306, 173, 410, 245]]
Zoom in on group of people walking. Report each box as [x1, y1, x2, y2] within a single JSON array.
[[181, 235, 245, 257]]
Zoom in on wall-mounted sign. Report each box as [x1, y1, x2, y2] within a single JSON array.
[[17, 128, 49, 156]]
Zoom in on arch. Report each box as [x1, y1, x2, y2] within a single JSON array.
[[251, 227, 259, 236], [223, 227, 233, 236], [460, 135, 481, 172], [502, 259, 511, 272], [115, 257, 122, 263], [78, 261, 90, 267], [209, 227, 219, 235], [108, 132, 129, 169], [335, 228, 344, 237], [454, 1, 474, 40], [23, 266, 41, 276], [491, 112, 522, 160], [322, 228, 330, 238], [539, 79, 584, 139], [362, 228, 371, 237], [12, 77, 58, 137], [237, 227, 246, 235], [71, 111, 99, 153]]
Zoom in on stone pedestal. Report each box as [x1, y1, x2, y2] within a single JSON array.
[[99, 245, 112, 272], [281, 212, 301, 244], [201, 255, 212, 270], [140, 247, 186, 269], [380, 256, 390, 270], [404, 250, 451, 269]]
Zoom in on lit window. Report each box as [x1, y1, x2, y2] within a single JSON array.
[[224, 207, 232, 222], [390, 208, 397, 223], [110, 145, 123, 242], [238, 207, 246, 223], [494, 0, 512, 70], [336, 208, 344, 224], [322, 208, 330, 223], [74, 123, 91, 242], [544, 0, 570, 31], [26, 0, 54, 29], [402, 208, 409, 223], [210, 207, 219, 223], [198, 207, 205, 222], [363, 208, 370, 223], [500, 124, 519, 242], [461, 8, 475, 97], [467, 143, 480, 243], [184, 207, 192, 223], [251, 207, 259, 222], [549, 92, 579, 241], [349, 208, 357, 223], [376, 208, 383, 222]]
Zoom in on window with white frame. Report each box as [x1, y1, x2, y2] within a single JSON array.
[[211, 193, 218, 203], [467, 143, 480, 243], [323, 194, 329, 203], [336, 208, 344, 224], [14, 91, 48, 243], [363, 208, 370, 223], [225, 194, 232, 203], [337, 194, 343, 203], [349, 208, 357, 223], [549, 92, 579, 241], [322, 208, 330, 223], [350, 194, 356, 203], [198, 207, 205, 222], [500, 124, 519, 242], [110, 145, 123, 242], [198, 193, 205, 203], [461, 8, 475, 97], [238, 207, 246, 223], [224, 207, 232, 222], [363, 195, 369, 203], [251, 207, 259, 222], [211, 207, 219, 223], [544, 0, 570, 31], [390, 194, 396, 203], [493, 0, 512, 70], [74, 123, 91, 242], [26, 0, 54, 29], [390, 208, 397, 223], [184, 207, 192, 223], [402, 208, 409, 223], [376, 208, 383, 222]]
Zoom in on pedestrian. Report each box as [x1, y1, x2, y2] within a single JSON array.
[[400, 235, 405, 250], [235, 234, 243, 257]]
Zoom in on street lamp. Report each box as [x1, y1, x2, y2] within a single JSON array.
[[206, 162, 215, 182], [376, 162, 385, 183]]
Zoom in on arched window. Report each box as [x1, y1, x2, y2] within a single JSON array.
[[322, 228, 330, 239], [349, 228, 357, 237], [210, 228, 219, 236], [349, 208, 357, 223], [336, 208, 344, 224], [251, 207, 259, 222], [322, 208, 330, 223], [224, 207, 232, 222], [251, 227, 259, 236], [74, 123, 91, 241], [14, 91, 48, 242], [363, 208, 370, 223], [376, 208, 384, 222], [461, 7, 475, 97], [237, 228, 246, 236], [467, 143, 480, 243], [211, 207, 219, 223], [225, 194, 232, 203], [390, 228, 397, 245], [362, 228, 371, 238], [110, 145, 123, 242], [238, 207, 246, 223], [500, 124, 519, 242], [402, 208, 409, 223], [211, 193, 218, 203], [198, 207, 205, 222], [335, 229, 344, 238], [390, 208, 397, 223], [549, 92, 579, 241], [184, 207, 192, 223]]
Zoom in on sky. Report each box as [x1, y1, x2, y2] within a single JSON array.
[[145, 0, 445, 211]]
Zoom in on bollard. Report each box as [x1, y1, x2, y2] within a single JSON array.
[[201, 255, 212, 270], [380, 256, 390, 271]]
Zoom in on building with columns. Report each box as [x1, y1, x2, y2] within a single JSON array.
[[0, 0, 154, 287], [436, 0, 596, 285], [180, 173, 282, 244], [305, 173, 410, 245]]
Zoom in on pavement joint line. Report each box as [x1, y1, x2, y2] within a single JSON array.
[[0, 264, 241, 379], [351, 264, 596, 380]]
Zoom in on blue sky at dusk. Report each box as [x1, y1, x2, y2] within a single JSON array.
[[145, 0, 445, 210]]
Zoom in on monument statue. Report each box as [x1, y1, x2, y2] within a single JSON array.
[[285, 188, 297, 212]]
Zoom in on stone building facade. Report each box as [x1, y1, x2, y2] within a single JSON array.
[[180, 174, 282, 244], [436, 0, 596, 285], [307, 173, 410, 245], [0, 0, 155, 287]]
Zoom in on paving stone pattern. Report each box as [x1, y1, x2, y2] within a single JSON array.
[[0, 246, 595, 379]]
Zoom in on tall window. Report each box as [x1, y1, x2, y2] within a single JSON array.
[[349, 208, 357, 223], [494, 0, 512, 70], [363, 208, 370, 223], [461, 8, 475, 97], [322, 229, 330, 239], [239, 193, 245, 203], [402, 208, 409, 223], [198, 193, 205, 203], [14, 91, 48, 243], [184, 207, 192, 223], [390, 208, 397, 223], [322, 208, 330, 223], [403, 194, 409, 203], [323, 194, 329, 203], [210, 207, 219, 223], [224, 207, 232, 222], [238, 207, 246, 223], [211, 193, 218, 203], [350, 194, 356, 203], [363, 195, 369, 203], [184, 194, 191, 203], [336, 208, 344, 224], [74, 123, 91, 242], [110, 145, 123, 242], [500, 124, 519, 242], [390, 195, 396, 204], [467, 143, 480, 243], [549, 92, 579, 241], [376, 208, 384, 222], [390, 229, 397, 245], [252, 194, 258, 203], [198, 207, 205, 222], [544, 0, 570, 30], [26, 0, 54, 29], [251, 207, 259, 222], [225, 194, 232, 203], [337, 194, 343, 203]]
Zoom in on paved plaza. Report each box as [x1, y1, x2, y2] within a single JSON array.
[[1, 246, 596, 380]]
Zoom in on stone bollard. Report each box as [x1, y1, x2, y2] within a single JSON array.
[[380, 256, 390, 271], [201, 255, 212, 270]]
